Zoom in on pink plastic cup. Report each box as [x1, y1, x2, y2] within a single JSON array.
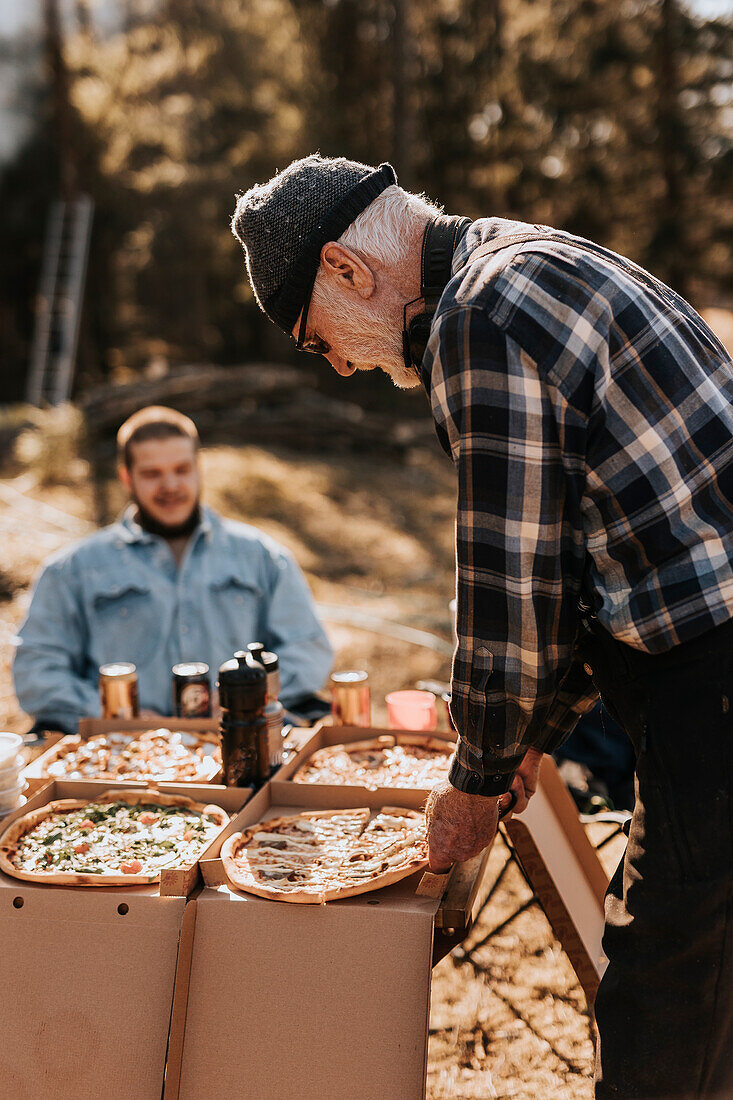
[[385, 690, 438, 732]]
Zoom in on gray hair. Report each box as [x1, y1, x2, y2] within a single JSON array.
[[337, 185, 443, 268]]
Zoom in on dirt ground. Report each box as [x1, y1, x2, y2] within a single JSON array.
[[0, 415, 626, 1099]]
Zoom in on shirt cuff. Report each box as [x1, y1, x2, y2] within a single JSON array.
[[448, 749, 520, 797]]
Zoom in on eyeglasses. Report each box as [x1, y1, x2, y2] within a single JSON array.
[[293, 295, 330, 355], [298, 333, 331, 356]]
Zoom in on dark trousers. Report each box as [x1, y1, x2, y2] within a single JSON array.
[[578, 615, 733, 1100]]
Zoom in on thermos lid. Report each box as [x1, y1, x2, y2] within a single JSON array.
[[218, 650, 267, 688], [247, 641, 265, 659], [261, 651, 279, 671]]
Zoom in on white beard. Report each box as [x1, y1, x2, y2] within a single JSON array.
[[323, 298, 421, 390]]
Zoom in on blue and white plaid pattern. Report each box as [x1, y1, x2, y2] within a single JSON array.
[[422, 218, 733, 796]]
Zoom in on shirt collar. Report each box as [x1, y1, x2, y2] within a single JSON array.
[[451, 216, 539, 278], [117, 504, 214, 545]]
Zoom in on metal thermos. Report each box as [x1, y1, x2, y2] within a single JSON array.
[[247, 644, 285, 770], [217, 652, 268, 787], [261, 651, 284, 769]]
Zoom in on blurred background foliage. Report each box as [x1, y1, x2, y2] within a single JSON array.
[[0, 0, 731, 402]]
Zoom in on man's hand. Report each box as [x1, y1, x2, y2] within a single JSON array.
[[425, 781, 501, 872]]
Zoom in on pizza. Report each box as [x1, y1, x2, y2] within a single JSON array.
[[291, 735, 454, 790], [221, 805, 428, 903], [35, 728, 221, 783], [0, 790, 229, 886]]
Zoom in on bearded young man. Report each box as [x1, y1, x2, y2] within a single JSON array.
[[231, 155, 733, 1099], [13, 406, 333, 736]]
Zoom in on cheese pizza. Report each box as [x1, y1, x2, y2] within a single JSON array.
[[221, 805, 428, 903], [291, 735, 454, 790], [0, 790, 228, 885], [35, 728, 221, 783]]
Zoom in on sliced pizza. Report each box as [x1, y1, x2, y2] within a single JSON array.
[[291, 735, 454, 790], [0, 789, 228, 886], [32, 728, 220, 783], [221, 805, 428, 903]]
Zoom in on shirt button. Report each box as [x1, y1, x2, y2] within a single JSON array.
[[583, 663, 594, 676], [466, 772, 482, 793]]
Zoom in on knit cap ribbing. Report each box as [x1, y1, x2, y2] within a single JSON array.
[[231, 154, 397, 334]]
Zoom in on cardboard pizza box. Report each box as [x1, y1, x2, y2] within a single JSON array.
[[276, 721, 456, 793], [171, 781, 490, 1100], [0, 778, 251, 898], [23, 717, 223, 792], [0, 780, 249, 1100], [503, 756, 609, 1005]]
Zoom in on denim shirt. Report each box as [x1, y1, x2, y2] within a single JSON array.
[[12, 506, 333, 731]]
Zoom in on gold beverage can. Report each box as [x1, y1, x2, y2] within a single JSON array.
[[330, 670, 371, 727], [99, 662, 139, 720]]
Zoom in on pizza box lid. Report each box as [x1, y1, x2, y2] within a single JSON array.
[[277, 722, 456, 792], [0, 778, 252, 899]]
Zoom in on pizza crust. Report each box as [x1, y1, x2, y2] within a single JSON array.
[[221, 806, 428, 903], [0, 789, 229, 887]]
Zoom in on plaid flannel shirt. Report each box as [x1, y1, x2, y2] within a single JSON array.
[[422, 217, 733, 797]]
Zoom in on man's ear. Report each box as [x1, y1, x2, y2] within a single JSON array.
[[320, 242, 375, 299], [118, 464, 132, 492]]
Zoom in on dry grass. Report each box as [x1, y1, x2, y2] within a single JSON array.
[[0, 425, 624, 1098]]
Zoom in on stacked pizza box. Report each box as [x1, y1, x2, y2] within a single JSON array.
[[3, 724, 489, 1100]]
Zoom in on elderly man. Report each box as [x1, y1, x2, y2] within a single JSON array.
[[231, 155, 733, 1099], [13, 405, 333, 734]]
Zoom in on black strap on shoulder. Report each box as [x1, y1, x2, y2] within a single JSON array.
[[420, 215, 472, 302]]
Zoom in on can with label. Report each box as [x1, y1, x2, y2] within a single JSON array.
[[99, 663, 139, 720], [172, 662, 212, 718], [330, 670, 371, 727]]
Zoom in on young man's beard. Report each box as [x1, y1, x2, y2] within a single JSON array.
[[134, 498, 202, 540]]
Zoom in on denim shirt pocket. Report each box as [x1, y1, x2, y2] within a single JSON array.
[[208, 573, 263, 640], [89, 579, 159, 667]]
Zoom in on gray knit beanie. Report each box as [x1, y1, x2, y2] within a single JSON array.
[[231, 154, 397, 335]]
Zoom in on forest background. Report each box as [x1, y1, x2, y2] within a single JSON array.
[[0, 0, 731, 404]]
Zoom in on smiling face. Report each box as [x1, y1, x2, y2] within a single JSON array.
[[119, 436, 201, 531], [292, 241, 421, 390]]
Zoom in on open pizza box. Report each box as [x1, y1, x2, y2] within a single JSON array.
[[0, 778, 251, 1100], [22, 716, 224, 793], [168, 780, 491, 1100], [276, 721, 456, 792]]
